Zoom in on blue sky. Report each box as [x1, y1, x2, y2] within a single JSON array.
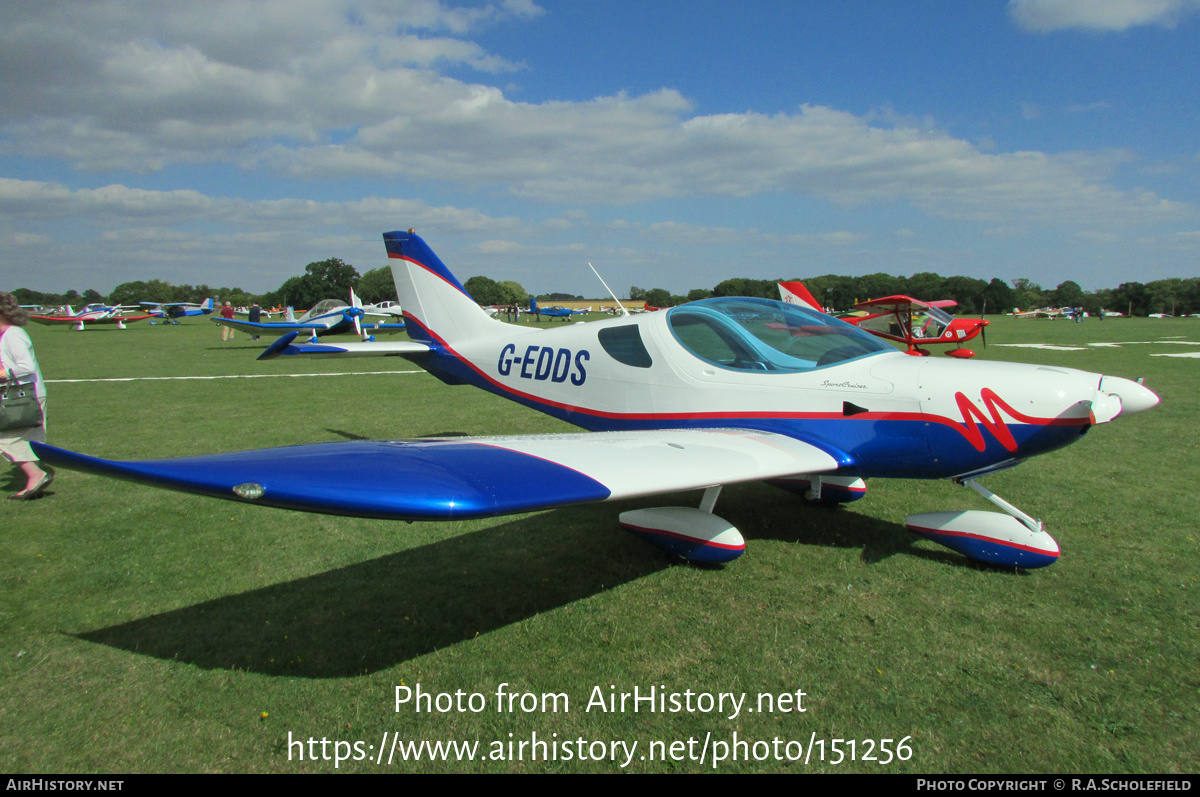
[[2, 0, 1198, 297]]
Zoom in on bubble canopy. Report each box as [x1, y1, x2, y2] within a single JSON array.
[[666, 298, 893, 373], [308, 299, 348, 314]]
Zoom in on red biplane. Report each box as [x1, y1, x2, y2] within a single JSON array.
[[778, 283, 988, 358], [849, 296, 988, 358]]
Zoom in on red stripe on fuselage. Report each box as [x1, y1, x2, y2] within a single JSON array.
[[395, 260, 1087, 451]]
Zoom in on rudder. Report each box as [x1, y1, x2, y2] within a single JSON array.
[[383, 229, 510, 346]]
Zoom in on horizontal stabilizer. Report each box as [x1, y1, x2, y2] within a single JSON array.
[[257, 332, 431, 360]]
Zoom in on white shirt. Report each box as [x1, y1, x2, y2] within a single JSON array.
[[0, 326, 46, 399]]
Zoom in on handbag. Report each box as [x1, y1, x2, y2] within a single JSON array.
[[0, 328, 43, 431], [0, 379, 42, 431]]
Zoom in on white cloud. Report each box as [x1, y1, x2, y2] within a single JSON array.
[[0, 177, 524, 291], [1009, 0, 1200, 32], [641, 221, 864, 248], [0, 2, 1189, 233], [8, 232, 50, 246]]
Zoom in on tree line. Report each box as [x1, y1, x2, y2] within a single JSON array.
[[634, 274, 1200, 317], [11, 259, 1200, 317]]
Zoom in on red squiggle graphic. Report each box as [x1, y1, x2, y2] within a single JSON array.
[[950, 388, 1030, 453]]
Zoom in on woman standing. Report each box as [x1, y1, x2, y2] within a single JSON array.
[[0, 292, 51, 499]]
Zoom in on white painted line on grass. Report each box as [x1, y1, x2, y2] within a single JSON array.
[[1151, 352, 1200, 358], [993, 344, 1088, 350], [994, 340, 1200, 351], [47, 371, 425, 383], [1089, 340, 1200, 347]]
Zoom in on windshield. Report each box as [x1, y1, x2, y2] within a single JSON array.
[[858, 302, 954, 340], [309, 299, 349, 315], [667, 298, 891, 372]]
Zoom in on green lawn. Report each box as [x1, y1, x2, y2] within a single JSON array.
[[1, 314, 1196, 773]]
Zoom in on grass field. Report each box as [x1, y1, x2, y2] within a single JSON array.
[[2, 313, 1197, 773]]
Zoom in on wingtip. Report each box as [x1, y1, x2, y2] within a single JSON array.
[[258, 331, 300, 360]]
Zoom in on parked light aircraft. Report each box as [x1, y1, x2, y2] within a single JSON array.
[[210, 289, 404, 341], [29, 305, 155, 330], [142, 298, 215, 323], [777, 281, 826, 313], [1013, 307, 1063, 319], [34, 231, 1160, 570], [777, 281, 868, 320], [362, 300, 404, 319], [529, 297, 591, 321], [850, 296, 989, 358], [779, 282, 987, 357]]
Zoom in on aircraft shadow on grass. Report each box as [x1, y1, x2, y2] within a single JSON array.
[[72, 486, 991, 679]]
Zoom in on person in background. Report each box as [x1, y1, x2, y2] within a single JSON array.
[[220, 301, 235, 341], [0, 292, 51, 499], [248, 303, 262, 341]]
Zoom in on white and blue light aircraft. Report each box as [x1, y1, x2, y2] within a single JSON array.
[[33, 230, 1159, 570], [143, 298, 215, 323], [529, 296, 591, 320], [210, 289, 404, 341]]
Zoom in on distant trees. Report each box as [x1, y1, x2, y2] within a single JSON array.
[[500, 281, 530, 306], [261, 258, 359, 309], [9, 259, 1200, 317], [982, 279, 1015, 314], [357, 266, 397, 304], [12, 288, 68, 307], [641, 288, 673, 308], [1011, 278, 1048, 311], [711, 278, 778, 299], [631, 285, 700, 307], [109, 280, 171, 306], [1051, 280, 1084, 308], [462, 276, 528, 306]]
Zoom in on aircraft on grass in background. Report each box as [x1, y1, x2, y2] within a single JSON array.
[[777, 281, 826, 313], [529, 297, 591, 321], [210, 289, 405, 342], [849, 296, 989, 358], [36, 230, 1159, 572], [780, 282, 989, 357], [361, 300, 404, 319], [142, 298, 215, 323], [1013, 307, 1063, 319], [29, 304, 156, 331]]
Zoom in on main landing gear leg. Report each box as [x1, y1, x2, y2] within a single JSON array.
[[954, 477, 1042, 533]]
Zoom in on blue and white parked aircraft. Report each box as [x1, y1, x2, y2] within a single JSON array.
[[142, 298, 215, 323], [529, 296, 591, 321], [34, 230, 1159, 570], [210, 289, 404, 341]]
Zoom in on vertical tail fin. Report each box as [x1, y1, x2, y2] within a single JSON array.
[[778, 281, 825, 313], [383, 230, 509, 346]]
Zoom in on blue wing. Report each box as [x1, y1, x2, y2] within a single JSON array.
[[31, 430, 841, 521]]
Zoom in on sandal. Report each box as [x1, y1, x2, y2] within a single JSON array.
[[10, 470, 53, 500]]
